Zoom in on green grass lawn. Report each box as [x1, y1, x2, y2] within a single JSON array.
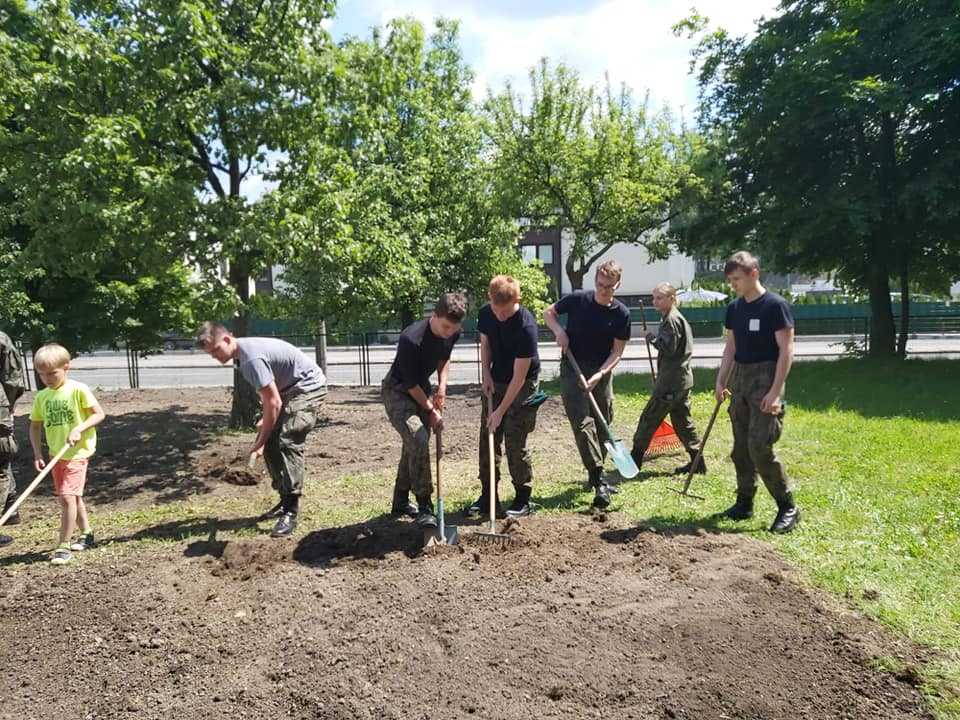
[[4, 359, 958, 716]]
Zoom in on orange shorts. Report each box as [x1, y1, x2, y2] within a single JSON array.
[[52, 459, 89, 497]]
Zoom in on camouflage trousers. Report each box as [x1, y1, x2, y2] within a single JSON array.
[[477, 378, 540, 497], [632, 388, 701, 459], [263, 389, 326, 498], [0, 426, 17, 513], [728, 361, 791, 504], [559, 358, 613, 473], [381, 378, 433, 502]]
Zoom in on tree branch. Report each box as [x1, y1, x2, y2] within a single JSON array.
[[179, 122, 226, 198]]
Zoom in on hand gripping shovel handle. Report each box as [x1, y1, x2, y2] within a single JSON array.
[[0, 443, 71, 527], [564, 350, 614, 440], [638, 299, 657, 385]]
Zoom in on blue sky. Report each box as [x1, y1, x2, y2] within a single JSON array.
[[327, 0, 780, 114]]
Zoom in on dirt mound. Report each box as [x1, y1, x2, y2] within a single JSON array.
[[202, 464, 260, 486], [0, 513, 933, 720]]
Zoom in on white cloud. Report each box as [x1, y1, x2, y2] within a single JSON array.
[[334, 0, 779, 112]]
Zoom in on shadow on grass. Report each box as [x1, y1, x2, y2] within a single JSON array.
[[600, 512, 753, 542]]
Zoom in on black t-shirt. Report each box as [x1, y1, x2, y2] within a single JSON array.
[[724, 291, 794, 364], [388, 318, 460, 393], [477, 304, 540, 383], [554, 290, 631, 367]]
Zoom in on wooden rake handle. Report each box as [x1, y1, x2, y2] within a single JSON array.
[[0, 443, 71, 527]]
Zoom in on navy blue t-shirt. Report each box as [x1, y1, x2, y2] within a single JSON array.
[[554, 290, 631, 366], [724, 291, 794, 364], [477, 304, 540, 383], [388, 318, 460, 393]]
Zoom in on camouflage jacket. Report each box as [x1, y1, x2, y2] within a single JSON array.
[[650, 307, 694, 394], [0, 331, 25, 433]]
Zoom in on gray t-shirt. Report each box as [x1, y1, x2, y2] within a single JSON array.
[[235, 337, 325, 399]]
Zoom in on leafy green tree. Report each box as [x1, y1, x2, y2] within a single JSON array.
[[486, 59, 698, 291], [676, 1, 960, 357], [272, 18, 548, 333], [1, 0, 335, 422]]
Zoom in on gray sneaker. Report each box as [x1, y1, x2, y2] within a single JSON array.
[[50, 547, 73, 565], [70, 533, 95, 551]]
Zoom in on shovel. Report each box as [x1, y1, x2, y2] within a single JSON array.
[[425, 430, 458, 546], [0, 442, 71, 528], [565, 350, 639, 479]]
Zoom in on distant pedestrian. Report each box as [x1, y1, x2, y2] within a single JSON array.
[[0, 329, 25, 546]]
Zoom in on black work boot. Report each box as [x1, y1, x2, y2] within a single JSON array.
[[674, 455, 707, 476], [715, 491, 755, 521], [770, 493, 801, 534], [271, 495, 299, 538], [2, 496, 20, 525], [588, 467, 612, 509], [0, 534, 12, 547], [506, 487, 534, 518], [415, 497, 438, 529], [629, 448, 644, 472], [390, 486, 418, 519]]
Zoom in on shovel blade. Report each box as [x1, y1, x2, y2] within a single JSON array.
[[605, 439, 639, 479]]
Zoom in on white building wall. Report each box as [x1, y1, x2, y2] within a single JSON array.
[[951, 281, 960, 299], [559, 230, 695, 295]]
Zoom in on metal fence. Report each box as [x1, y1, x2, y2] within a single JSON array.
[[15, 315, 960, 391]]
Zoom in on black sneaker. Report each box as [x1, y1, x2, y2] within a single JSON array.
[[505, 498, 534, 518], [0, 534, 12, 547], [466, 497, 505, 519], [592, 483, 612, 509], [675, 456, 707, 476], [271, 512, 298, 538], [70, 533, 95, 551]]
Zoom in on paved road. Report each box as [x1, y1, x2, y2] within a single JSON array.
[[28, 334, 960, 390]]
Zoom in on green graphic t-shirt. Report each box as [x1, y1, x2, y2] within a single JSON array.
[[30, 379, 98, 460]]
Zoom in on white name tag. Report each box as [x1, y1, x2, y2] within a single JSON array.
[[749, 318, 760, 332]]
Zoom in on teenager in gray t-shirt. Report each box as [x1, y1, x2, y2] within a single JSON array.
[[198, 323, 327, 538], [235, 337, 326, 399]]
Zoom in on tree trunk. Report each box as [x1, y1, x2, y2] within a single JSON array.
[[565, 254, 584, 291], [315, 319, 328, 375], [865, 257, 896, 358], [897, 259, 909, 358], [228, 264, 259, 429]]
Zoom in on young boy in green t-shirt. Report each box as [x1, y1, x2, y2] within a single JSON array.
[[29, 344, 106, 565]]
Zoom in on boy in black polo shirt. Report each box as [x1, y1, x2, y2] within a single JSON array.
[[715, 251, 800, 533], [381, 293, 466, 528], [544, 260, 631, 508], [467, 275, 541, 519]]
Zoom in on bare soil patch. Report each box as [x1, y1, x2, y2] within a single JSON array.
[[0, 386, 935, 719]]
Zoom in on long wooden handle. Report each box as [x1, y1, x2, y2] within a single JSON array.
[[487, 426, 496, 533], [564, 350, 614, 442], [435, 430, 442, 500], [638, 299, 657, 384], [679, 363, 737, 495], [0, 443, 71, 527]]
